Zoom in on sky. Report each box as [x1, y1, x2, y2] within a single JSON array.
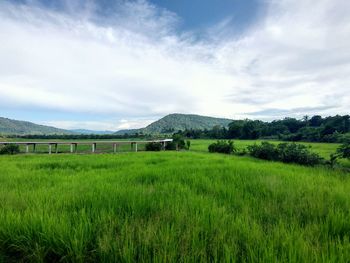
[[0, 0, 349, 131]]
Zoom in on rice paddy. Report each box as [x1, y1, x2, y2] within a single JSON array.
[[0, 140, 349, 262]]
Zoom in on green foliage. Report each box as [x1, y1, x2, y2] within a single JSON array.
[[247, 142, 278, 161], [208, 140, 235, 154], [0, 153, 350, 262], [337, 141, 350, 159], [247, 142, 323, 166], [170, 134, 190, 150], [145, 142, 162, 151], [186, 140, 191, 150], [176, 115, 350, 143], [0, 144, 20, 155], [276, 143, 322, 166], [326, 153, 339, 168]]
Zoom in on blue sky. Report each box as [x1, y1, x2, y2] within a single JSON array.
[[150, 0, 263, 32], [0, 0, 349, 130]]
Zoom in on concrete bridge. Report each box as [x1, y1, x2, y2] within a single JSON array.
[[0, 139, 173, 154]]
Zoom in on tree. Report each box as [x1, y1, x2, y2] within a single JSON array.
[[228, 121, 244, 138], [337, 141, 350, 159], [303, 115, 310, 126], [309, 115, 323, 127]]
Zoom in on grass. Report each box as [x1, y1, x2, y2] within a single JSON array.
[[191, 139, 350, 168], [0, 148, 350, 262]]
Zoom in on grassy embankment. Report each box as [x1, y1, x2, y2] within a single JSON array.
[[0, 145, 350, 262]]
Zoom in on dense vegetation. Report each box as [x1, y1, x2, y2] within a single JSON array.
[[145, 142, 163, 151], [208, 140, 235, 154], [0, 151, 349, 262], [0, 144, 20, 155], [0, 117, 70, 135], [176, 115, 350, 143], [247, 142, 322, 166]]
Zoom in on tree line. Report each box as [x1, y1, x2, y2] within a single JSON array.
[[175, 115, 350, 143]]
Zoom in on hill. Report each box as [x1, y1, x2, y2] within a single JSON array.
[[0, 117, 71, 135], [70, 129, 115, 135], [115, 114, 233, 135], [114, 128, 141, 135]]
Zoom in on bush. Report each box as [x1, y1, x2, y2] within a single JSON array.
[[277, 143, 322, 166], [186, 140, 191, 150], [247, 142, 323, 166], [208, 140, 235, 154], [247, 142, 278, 160], [165, 141, 177, 150], [337, 141, 350, 159], [326, 153, 339, 168], [0, 144, 20, 155], [145, 142, 162, 151], [172, 134, 185, 149]]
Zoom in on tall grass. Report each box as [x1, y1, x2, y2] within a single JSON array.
[[0, 152, 350, 262]]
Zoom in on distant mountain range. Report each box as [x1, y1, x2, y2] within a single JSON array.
[[0, 114, 233, 135], [115, 114, 233, 135], [70, 129, 115, 135], [0, 117, 71, 135]]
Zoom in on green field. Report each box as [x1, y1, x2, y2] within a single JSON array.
[[0, 141, 350, 262], [191, 139, 350, 168]]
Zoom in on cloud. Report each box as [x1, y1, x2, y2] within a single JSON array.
[[0, 0, 349, 130], [246, 106, 338, 120], [40, 118, 154, 131]]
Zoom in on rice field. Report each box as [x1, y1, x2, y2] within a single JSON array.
[[0, 141, 350, 262]]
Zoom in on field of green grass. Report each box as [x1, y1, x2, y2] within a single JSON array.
[[191, 139, 350, 168], [1, 144, 350, 262]]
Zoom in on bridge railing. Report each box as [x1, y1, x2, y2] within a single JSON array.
[[0, 139, 173, 154]]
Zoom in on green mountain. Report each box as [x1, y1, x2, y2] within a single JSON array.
[[0, 117, 71, 135], [115, 114, 233, 135]]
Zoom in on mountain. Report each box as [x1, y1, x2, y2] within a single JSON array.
[[0, 117, 72, 135], [115, 114, 233, 134], [114, 128, 141, 135], [70, 129, 115, 135]]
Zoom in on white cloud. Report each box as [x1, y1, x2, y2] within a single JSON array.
[[40, 118, 154, 131], [0, 0, 349, 130]]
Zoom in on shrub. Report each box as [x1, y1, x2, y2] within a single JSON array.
[[145, 142, 162, 151], [208, 140, 235, 154], [165, 141, 177, 150], [247, 142, 323, 166], [172, 134, 189, 150], [277, 143, 322, 166], [186, 140, 191, 150], [247, 142, 278, 160], [337, 141, 350, 159], [326, 153, 339, 168], [0, 144, 20, 155]]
